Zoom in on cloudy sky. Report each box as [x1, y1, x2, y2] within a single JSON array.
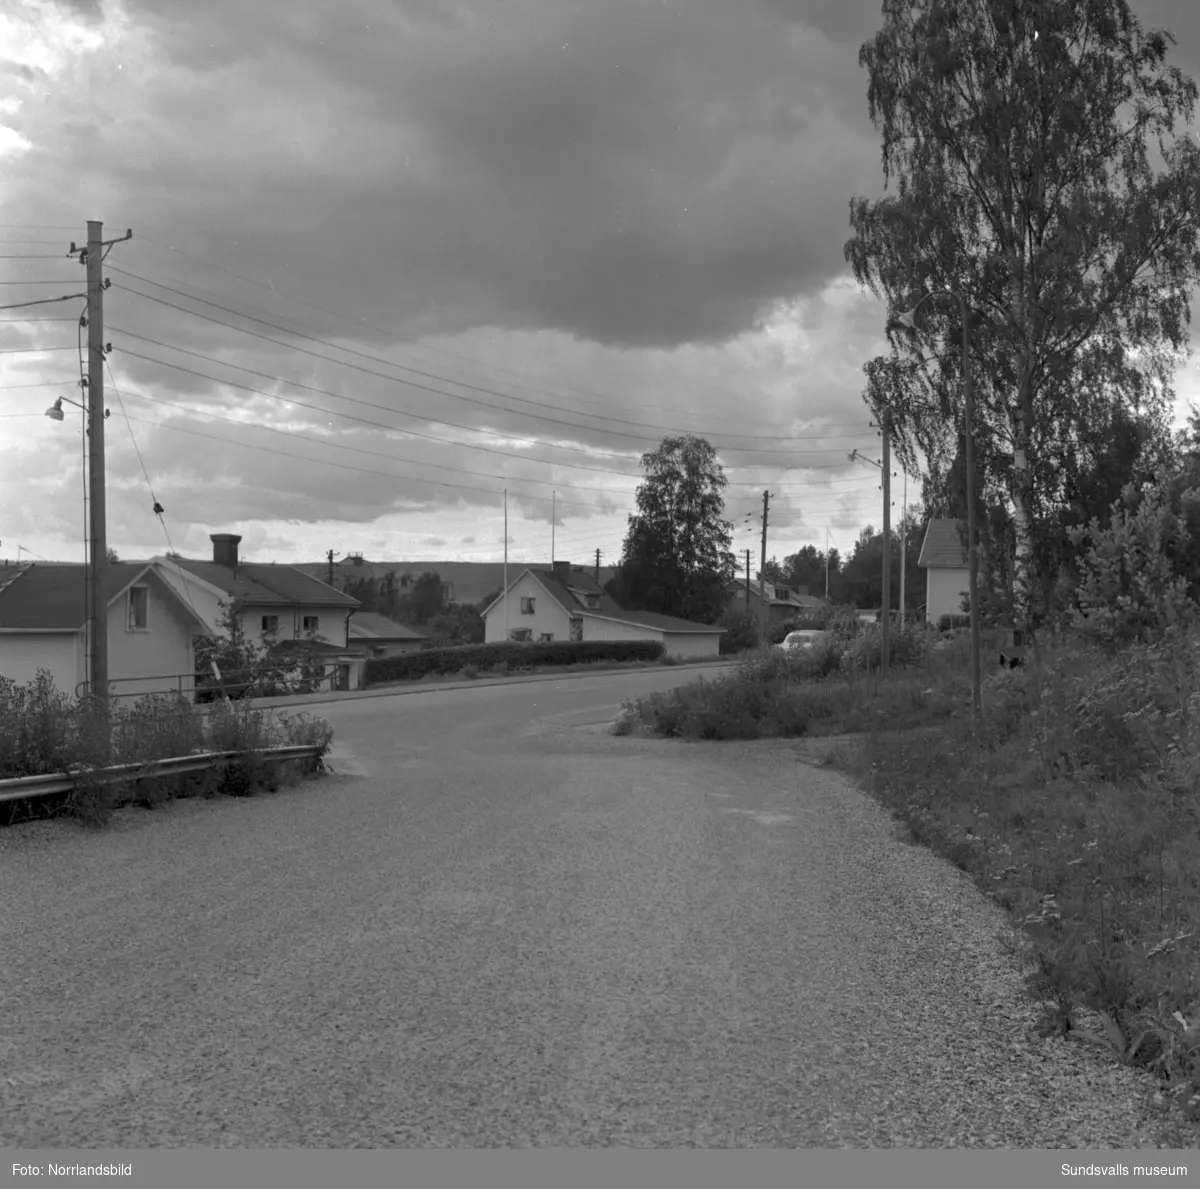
[[3, 0, 1200, 574]]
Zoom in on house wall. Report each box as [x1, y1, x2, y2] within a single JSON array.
[[484, 576, 570, 642], [581, 616, 664, 644], [0, 633, 79, 697], [926, 567, 970, 622], [660, 631, 721, 660], [107, 573, 197, 703], [346, 638, 423, 660], [248, 603, 351, 648]]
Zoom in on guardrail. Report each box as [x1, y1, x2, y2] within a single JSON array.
[[0, 744, 325, 804]]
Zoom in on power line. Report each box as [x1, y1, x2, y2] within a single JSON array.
[[108, 264, 874, 448], [0, 346, 77, 353], [0, 293, 87, 313], [133, 230, 874, 437], [107, 336, 877, 487]]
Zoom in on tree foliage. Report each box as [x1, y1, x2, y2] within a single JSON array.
[[610, 435, 737, 623], [846, 0, 1200, 634]]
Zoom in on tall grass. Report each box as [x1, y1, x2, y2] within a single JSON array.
[[0, 670, 334, 827]]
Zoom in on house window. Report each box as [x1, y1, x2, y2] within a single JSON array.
[[127, 585, 148, 630], [586, 595, 598, 608], [261, 614, 279, 633], [371, 646, 386, 658], [520, 597, 535, 614], [303, 616, 319, 632], [509, 628, 533, 642], [538, 632, 554, 643]]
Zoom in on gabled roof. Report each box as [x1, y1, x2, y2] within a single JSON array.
[[347, 611, 426, 641], [0, 562, 206, 632], [726, 578, 825, 608], [267, 638, 359, 657], [481, 567, 722, 633], [161, 557, 359, 608], [918, 519, 970, 569]]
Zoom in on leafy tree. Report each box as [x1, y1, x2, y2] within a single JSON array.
[[760, 556, 788, 584], [344, 575, 380, 613], [399, 571, 446, 625], [845, 0, 1200, 638], [105, 547, 120, 564], [611, 435, 737, 623]]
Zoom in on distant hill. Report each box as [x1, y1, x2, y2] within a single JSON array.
[[293, 559, 619, 608]]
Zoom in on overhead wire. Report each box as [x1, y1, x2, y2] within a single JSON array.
[[131, 230, 872, 437], [107, 264, 875, 449]]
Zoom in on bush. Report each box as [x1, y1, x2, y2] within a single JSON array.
[[718, 607, 758, 654], [0, 671, 334, 827]]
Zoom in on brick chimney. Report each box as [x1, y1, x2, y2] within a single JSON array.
[[552, 560, 571, 581], [211, 533, 241, 567]]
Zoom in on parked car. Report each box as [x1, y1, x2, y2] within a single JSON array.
[[776, 629, 831, 653]]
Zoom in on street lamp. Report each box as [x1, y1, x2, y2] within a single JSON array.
[[893, 288, 982, 725], [45, 395, 109, 423]]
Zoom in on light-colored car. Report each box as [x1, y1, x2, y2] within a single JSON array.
[[775, 629, 831, 653]]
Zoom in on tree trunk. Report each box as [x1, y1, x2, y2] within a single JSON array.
[[1011, 396, 1037, 639]]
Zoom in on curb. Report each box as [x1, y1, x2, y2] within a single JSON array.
[[241, 659, 739, 712]]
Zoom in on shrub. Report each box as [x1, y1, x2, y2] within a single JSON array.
[[460, 664, 481, 679]]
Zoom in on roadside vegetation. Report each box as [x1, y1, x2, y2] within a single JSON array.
[[613, 482, 1200, 1141], [0, 670, 334, 828]]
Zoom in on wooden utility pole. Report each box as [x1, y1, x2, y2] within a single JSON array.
[[594, 547, 601, 582], [503, 489, 509, 643], [327, 549, 335, 586], [961, 294, 982, 723], [881, 413, 891, 679], [745, 548, 751, 605], [758, 491, 769, 650], [551, 490, 556, 563]]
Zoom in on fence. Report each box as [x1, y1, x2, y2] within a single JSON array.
[[76, 662, 345, 705]]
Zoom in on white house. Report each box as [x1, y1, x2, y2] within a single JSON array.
[[151, 532, 367, 691], [918, 519, 971, 623], [481, 560, 725, 660], [0, 561, 206, 704]]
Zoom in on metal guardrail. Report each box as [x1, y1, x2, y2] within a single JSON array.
[[0, 744, 324, 804]]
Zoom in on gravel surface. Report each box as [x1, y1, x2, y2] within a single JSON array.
[[0, 673, 1188, 1147]]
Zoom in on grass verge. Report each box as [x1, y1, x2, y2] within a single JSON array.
[[0, 670, 335, 828], [614, 624, 1200, 1140]]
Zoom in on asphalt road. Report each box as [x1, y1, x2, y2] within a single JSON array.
[[0, 665, 1171, 1147]]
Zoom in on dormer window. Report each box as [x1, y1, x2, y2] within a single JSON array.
[[586, 595, 599, 609]]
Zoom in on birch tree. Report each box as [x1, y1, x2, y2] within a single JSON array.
[[845, 0, 1200, 635]]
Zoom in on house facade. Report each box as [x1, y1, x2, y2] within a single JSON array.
[[726, 578, 828, 626], [918, 519, 971, 623], [0, 561, 205, 703], [151, 533, 366, 691], [482, 561, 724, 659]]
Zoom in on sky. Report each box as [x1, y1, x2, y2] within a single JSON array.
[[2, 0, 1200, 575]]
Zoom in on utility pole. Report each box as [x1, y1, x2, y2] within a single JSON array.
[[745, 548, 751, 605], [71, 221, 129, 716], [881, 413, 891, 679], [899, 466, 907, 624], [758, 490, 769, 650], [327, 549, 335, 586], [594, 547, 601, 582], [551, 490, 556, 563], [825, 528, 830, 600], [503, 490, 509, 644]]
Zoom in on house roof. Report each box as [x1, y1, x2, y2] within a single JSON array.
[[267, 639, 359, 657], [347, 611, 426, 641], [0, 562, 206, 632], [590, 607, 724, 634], [726, 578, 826, 609], [918, 519, 970, 569], [164, 558, 359, 608]]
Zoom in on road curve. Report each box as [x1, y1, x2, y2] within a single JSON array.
[[0, 667, 1171, 1147]]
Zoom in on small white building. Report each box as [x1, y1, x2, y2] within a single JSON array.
[[0, 561, 206, 703], [917, 519, 971, 623], [481, 561, 724, 660]]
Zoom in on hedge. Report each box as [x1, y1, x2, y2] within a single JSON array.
[[364, 638, 665, 684]]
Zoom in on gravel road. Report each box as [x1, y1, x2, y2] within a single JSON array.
[[0, 671, 1182, 1147]]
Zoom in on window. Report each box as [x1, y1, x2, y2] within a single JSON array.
[[261, 614, 279, 633], [586, 595, 599, 609], [538, 632, 554, 643], [509, 628, 533, 642], [303, 616, 319, 632], [127, 585, 148, 630], [371, 646, 386, 658], [520, 597, 535, 614]]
